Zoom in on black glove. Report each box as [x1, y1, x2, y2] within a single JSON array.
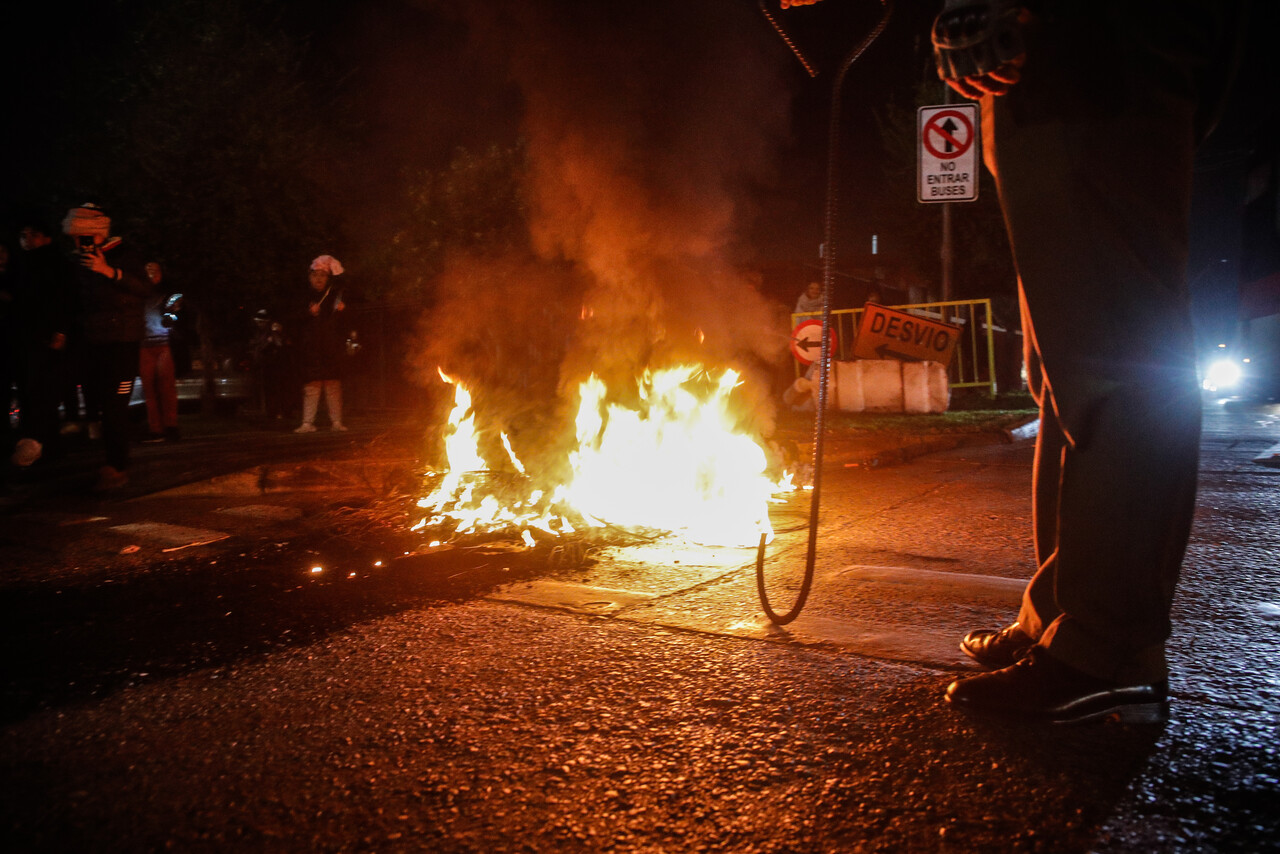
[[932, 0, 1028, 99]]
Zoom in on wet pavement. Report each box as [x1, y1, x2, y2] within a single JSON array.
[[1, 401, 1277, 851]]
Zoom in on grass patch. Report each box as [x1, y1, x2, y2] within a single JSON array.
[[819, 409, 1035, 436], [776, 387, 1036, 440]]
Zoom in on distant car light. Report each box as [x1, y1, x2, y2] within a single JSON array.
[[1202, 358, 1243, 392]]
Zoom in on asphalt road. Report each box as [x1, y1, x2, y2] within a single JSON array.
[[1, 401, 1277, 851]]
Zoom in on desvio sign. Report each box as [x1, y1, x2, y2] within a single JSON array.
[[852, 303, 961, 366]]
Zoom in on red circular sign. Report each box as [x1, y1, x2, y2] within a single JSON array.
[[922, 109, 974, 160], [791, 319, 837, 366]]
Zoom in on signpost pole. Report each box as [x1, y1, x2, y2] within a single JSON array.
[[940, 88, 953, 303], [942, 199, 953, 303]]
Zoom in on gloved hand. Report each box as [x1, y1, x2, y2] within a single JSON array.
[[932, 0, 1029, 99]]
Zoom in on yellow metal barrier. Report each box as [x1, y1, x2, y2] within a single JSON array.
[[791, 298, 1000, 396]]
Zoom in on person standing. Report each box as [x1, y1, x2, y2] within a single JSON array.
[[772, 0, 1247, 722], [294, 254, 348, 433], [251, 308, 290, 422], [62, 203, 150, 490], [0, 243, 15, 459], [9, 219, 77, 467], [794, 281, 823, 315], [138, 261, 180, 443], [929, 0, 1248, 723]]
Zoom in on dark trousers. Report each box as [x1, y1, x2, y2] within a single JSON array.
[[15, 346, 66, 454], [88, 341, 140, 471], [0, 347, 14, 450], [985, 1, 1241, 683]]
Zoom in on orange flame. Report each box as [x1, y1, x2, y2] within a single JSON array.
[[418, 366, 789, 546]]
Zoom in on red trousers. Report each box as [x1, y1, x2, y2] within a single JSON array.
[[139, 342, 178, 435]]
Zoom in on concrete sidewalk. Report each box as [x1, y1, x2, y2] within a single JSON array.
[[1, 411, 426, 512], [3, 406, 1031, 511]]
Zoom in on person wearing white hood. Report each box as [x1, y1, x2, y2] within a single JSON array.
[[294, 254, 349, 433]]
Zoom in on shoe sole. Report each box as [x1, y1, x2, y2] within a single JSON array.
[[959, 639, 1031, 670], [947, 682, 1170, 726], [1052, 699, 1170, 726]]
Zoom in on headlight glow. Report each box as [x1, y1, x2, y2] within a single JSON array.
[[1202, 359, 1243, 391]]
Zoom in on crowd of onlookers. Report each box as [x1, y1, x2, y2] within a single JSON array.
[[2, 202, 356, 492]]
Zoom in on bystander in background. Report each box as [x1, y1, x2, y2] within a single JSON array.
[[63, 203, 150, 490], [294, 254, 349, 433], [9, 218, 76, 467], [0, 243, 14, 459], [794, 281, 823, 315], [138, 261, 180, 443], [251, 309, 291, 422]]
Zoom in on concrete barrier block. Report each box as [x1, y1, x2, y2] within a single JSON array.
[[927, 361, 950, 412], [833, 360, 865, 412], [860, 360, 904, 412], [903, 361, 950, 413], [902, 362, 930, 413]]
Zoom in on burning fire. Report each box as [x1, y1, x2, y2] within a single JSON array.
[[415, 366, 790, 547]]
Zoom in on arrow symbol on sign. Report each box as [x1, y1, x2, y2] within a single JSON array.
[[939, 117, 959, 153], [874, 344, 918, 361], [793, 338, 822, 352]]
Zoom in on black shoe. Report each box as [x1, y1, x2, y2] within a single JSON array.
[[960, 622, 1035, 669], [142, 432, 165, 444], [94, 465, 129, 491], [945, 648, 1169, 725]]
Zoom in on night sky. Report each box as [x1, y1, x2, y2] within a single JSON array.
[[1, 0, 944, 292], [3, 0, 1275, 368]]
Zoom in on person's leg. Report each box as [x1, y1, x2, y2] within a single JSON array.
[[948, 3, 1232, 711], [296, 381, 320, 432], [1014, 354, 1066, 642], [100, 342, 139, 474], [10, 348, 55, 465], [959, 319, 1064, 669], [138, 344, 162, 436], [324, 380, 345, 430], [993, 94, 1202, 681], [0, 349, 15, 452], [157, 345, 179, 430], [80, 342, 102, 436]]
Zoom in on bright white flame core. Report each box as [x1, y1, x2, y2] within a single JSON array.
[[561, 368, 774, 545], [418, 366, 787, 546]]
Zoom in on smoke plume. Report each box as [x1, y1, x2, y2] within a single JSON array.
[[415, 0, 793, 451]]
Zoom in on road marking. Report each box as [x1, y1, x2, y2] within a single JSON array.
[[107, 522, 230, 551], [487, 580, 657, 615], [214, 504, 304, 521], [14, 512, 108, 526]]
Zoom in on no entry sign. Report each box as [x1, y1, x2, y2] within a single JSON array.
[[790, 318, 837, 366], [917, 104, 978, 203], [852, 303, 961, 366]]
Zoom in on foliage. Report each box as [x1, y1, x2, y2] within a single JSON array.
[[113, 0, 339, 331], [386, 143, 530, 304], [813, 408, 1035, 436], [4, 0, 339, 349]]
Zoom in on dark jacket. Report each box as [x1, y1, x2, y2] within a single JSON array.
[[10, 243, 77, 350], [76, 240, 151, 344], [296, 283, 348, 382]]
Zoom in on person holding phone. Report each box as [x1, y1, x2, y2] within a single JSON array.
[[62, 203, 150, 490]]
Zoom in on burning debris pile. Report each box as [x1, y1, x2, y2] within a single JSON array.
[[406, 0, 797, 551], [415, 366, 792, 549]]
